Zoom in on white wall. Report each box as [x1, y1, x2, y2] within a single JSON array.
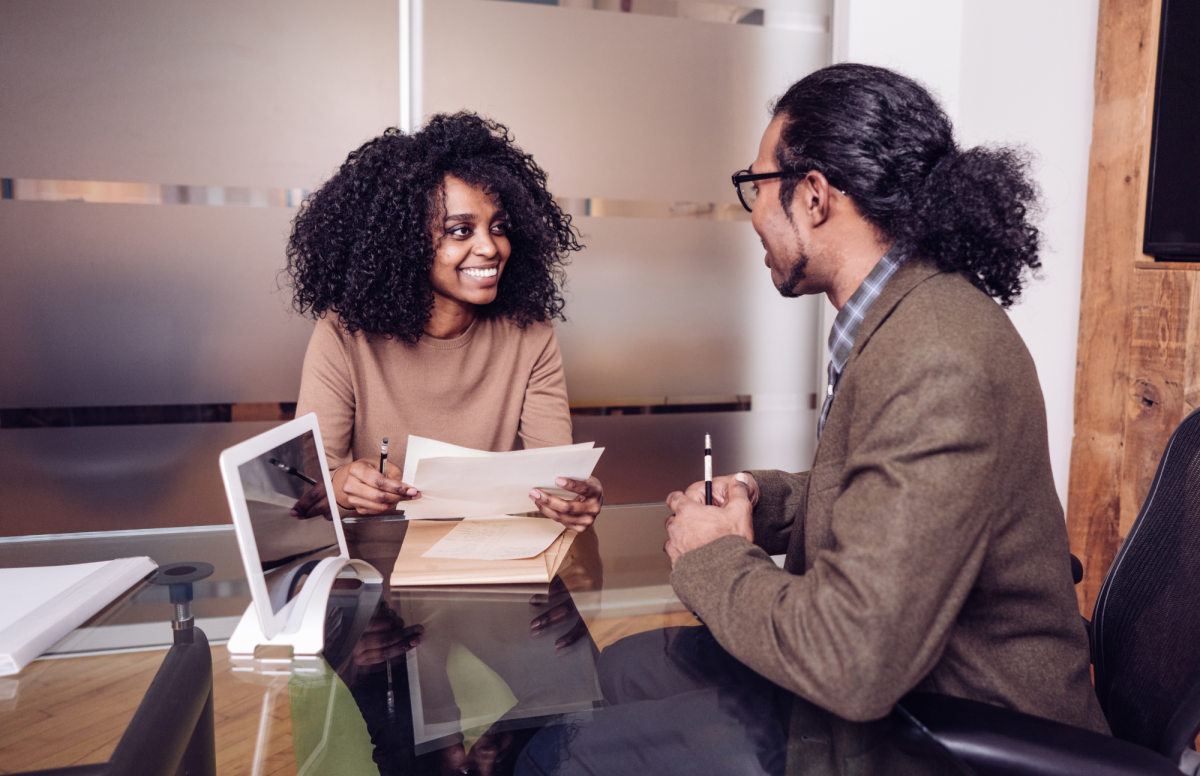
[[836, 0, 1099, 509]]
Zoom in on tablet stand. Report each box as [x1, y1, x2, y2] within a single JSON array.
[[227, 558, 382, 657]]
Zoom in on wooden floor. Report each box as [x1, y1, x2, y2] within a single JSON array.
[[0, 611, 698, 775]]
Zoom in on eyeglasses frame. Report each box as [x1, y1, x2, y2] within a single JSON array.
[[731, 169, 786, 213], [731, 168, 848, 213]]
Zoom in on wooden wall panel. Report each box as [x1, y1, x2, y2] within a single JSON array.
[[1118, 271, 1192, 536], [1067, 0, 1161, 615], [1183, 280, 1200, 414]]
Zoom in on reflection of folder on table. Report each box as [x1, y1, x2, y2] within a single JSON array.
[[391, 519, 577, 587]]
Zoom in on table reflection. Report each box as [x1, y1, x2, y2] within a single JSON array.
[[269, 516, 971, 776]]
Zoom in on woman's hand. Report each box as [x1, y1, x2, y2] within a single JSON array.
[[529, 476, 603, 532], [331, 459, 421, 515], [352, 603, 423, 667], [529, 576, 589, 650], [290, 479, 332, 520]]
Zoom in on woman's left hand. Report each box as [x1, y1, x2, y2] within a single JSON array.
[[529, 476, 603, 532]]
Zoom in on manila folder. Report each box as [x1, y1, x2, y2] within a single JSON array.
[[391, 520, 576, 587]]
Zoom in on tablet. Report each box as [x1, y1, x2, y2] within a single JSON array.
[[218, 413, 349, 640]]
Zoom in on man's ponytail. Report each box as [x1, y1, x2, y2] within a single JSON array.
[[913, 146, 1042, 308]]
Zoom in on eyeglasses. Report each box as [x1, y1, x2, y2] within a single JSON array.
[[731, 169, 847, 212], [731, 169, 785, 213]]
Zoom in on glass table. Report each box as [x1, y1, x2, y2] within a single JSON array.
[[0, 504, 969, 776]]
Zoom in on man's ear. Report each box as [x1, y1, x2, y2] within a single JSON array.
[[802, 171, 834, 228]]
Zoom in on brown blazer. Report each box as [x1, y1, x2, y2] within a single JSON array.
[[671, 259, 1109, 735]]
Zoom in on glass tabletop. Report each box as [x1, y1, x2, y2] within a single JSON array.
[[0, 504, 969, 776]]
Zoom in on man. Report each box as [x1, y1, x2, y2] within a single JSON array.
[[519, 64, 1108, 775], [667, 64, 1107, 728]]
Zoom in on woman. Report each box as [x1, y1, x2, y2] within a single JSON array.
[[286, 112, 602, 531]]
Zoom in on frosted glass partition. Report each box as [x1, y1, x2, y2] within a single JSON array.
[[0, 203, 312, 408], [0, 0, 398, 410], [426, 0, 830, 474], [0, 0, 398, 533], [0, 0, 399, 187]]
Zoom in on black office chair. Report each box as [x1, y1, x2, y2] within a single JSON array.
[[21, 563, 217, 776], [899, 408, 1200, 776]]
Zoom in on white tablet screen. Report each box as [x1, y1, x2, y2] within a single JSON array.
[[236, 430, 340, 615]]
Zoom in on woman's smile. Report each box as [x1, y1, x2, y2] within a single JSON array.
[[461, 265, 500, 281]]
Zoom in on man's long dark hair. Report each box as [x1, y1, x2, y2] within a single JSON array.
[[285, 112, 581, 342], [772, 64, 1041, 307]]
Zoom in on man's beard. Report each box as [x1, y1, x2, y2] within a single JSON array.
[[775, 248, 809, 298]]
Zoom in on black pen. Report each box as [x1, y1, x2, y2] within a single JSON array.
[[379, 437, 389, 475], [704, 433, 713, 506], [269, 457, 317, 486]]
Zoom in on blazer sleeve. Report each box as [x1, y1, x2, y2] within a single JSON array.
[[517, 325, 573, 449], [746, 469, 809, 557], [671, 311, 1000, 722], [295, 318, 358, 470]]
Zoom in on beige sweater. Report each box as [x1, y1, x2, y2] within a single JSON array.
[[295, 315, 573, 478]]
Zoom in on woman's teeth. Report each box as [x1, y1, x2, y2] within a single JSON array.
[[462, 267, 498, 278]]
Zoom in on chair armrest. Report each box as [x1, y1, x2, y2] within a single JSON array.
[[898, 693, 1180, 776]]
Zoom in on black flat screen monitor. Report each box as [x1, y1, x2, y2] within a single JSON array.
[[1145, 0, 1200, 260]]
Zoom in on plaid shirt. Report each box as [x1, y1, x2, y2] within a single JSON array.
[[818, 248, 907, 438]]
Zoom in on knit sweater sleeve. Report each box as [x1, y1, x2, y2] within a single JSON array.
[[295, 317, 357, 470], [517, 324, 573, 449]]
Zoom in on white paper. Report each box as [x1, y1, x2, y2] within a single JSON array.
[[401, 436, 595, 486], [0, 563, 105, 632], [421, 517, 566, 561], [399, 437, 603, 520], [0, 557, 158, 676]]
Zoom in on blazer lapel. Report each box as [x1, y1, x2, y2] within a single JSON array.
[[848, 258, 945, 363]]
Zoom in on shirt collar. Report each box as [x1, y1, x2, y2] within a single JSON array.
[[827, 246, 906, 374]]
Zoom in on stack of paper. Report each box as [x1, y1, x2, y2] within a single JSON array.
[[392, 518, 575, 587], [399, 437, 604, 520], [0, 557, 158, 676]]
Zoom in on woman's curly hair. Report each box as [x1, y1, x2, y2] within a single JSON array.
[[772, 64, 1041, 307], [285, 112, 582, 341]]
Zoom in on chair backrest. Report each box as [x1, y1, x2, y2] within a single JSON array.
[[1092, 407, 1200, 760]]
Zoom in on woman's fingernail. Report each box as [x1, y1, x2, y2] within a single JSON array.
[[530, 489, 541, 500], [556, 477, 568, 487], [735, 473, 748, 484]]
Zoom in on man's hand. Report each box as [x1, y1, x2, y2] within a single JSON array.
[[682, 471, 760, 508], [530, 476, 604, 533], [331, 459, 420, 515], [665, 473, 756, 568]]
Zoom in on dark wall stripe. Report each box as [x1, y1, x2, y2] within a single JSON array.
[[0, 403, 297, 428], [570, 399, 751, 417], [0, 399, 751, 428]]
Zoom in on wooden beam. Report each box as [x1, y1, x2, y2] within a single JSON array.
[[1067, 0, 1161, 615], [1119, 270, 1191, 536]]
